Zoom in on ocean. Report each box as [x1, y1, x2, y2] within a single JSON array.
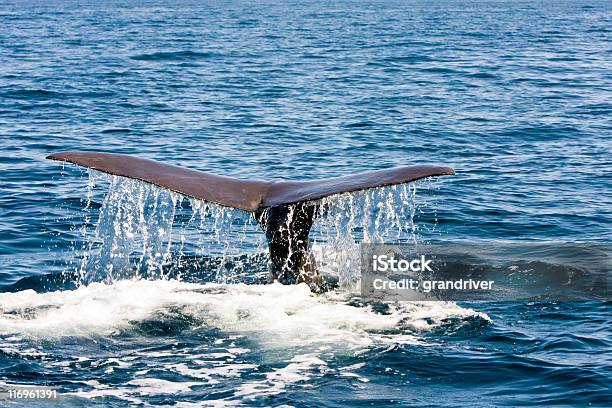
[[0, 0, 610, 406]]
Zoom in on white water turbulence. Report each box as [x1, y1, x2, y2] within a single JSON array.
[[0, 280, 487, 346], [0, 279, 489, 404]]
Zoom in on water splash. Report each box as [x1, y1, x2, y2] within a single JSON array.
[[0, 279, 488, 343], [72, 171, 440, 288], [79, 175, 179, 283], [311, 184, 421, 289]]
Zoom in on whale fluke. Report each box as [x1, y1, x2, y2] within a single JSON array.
[[47, 151, 454, 286], [47, 151, 269, 211]]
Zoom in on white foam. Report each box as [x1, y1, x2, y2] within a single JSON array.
[[126, 378, 199, 395], [0, 279, 488, 350], [167, 362, 258, 384], [235, 354, 328, 399]]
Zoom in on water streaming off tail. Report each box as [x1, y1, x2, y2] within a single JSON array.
[[78, 175, 178, 283], [75, 172, 267, 285], [311, 184, 422, 289], [73, 171, 440, 289]]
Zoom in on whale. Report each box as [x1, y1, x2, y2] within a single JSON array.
[[47, 151, 454, 286]]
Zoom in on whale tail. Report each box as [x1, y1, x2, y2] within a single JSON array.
[[47, 151, 454, 286]]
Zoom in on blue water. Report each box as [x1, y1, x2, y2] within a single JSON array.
[[1, 0, 611, 406]]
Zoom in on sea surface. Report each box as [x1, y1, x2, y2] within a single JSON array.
[[0, 0, 611, 406]]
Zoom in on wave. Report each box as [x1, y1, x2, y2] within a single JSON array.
[[101, 128, 133, 134], [0, 89, 115, 100], [130, 50, 218, 62], [0, 89, 62, 100]]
